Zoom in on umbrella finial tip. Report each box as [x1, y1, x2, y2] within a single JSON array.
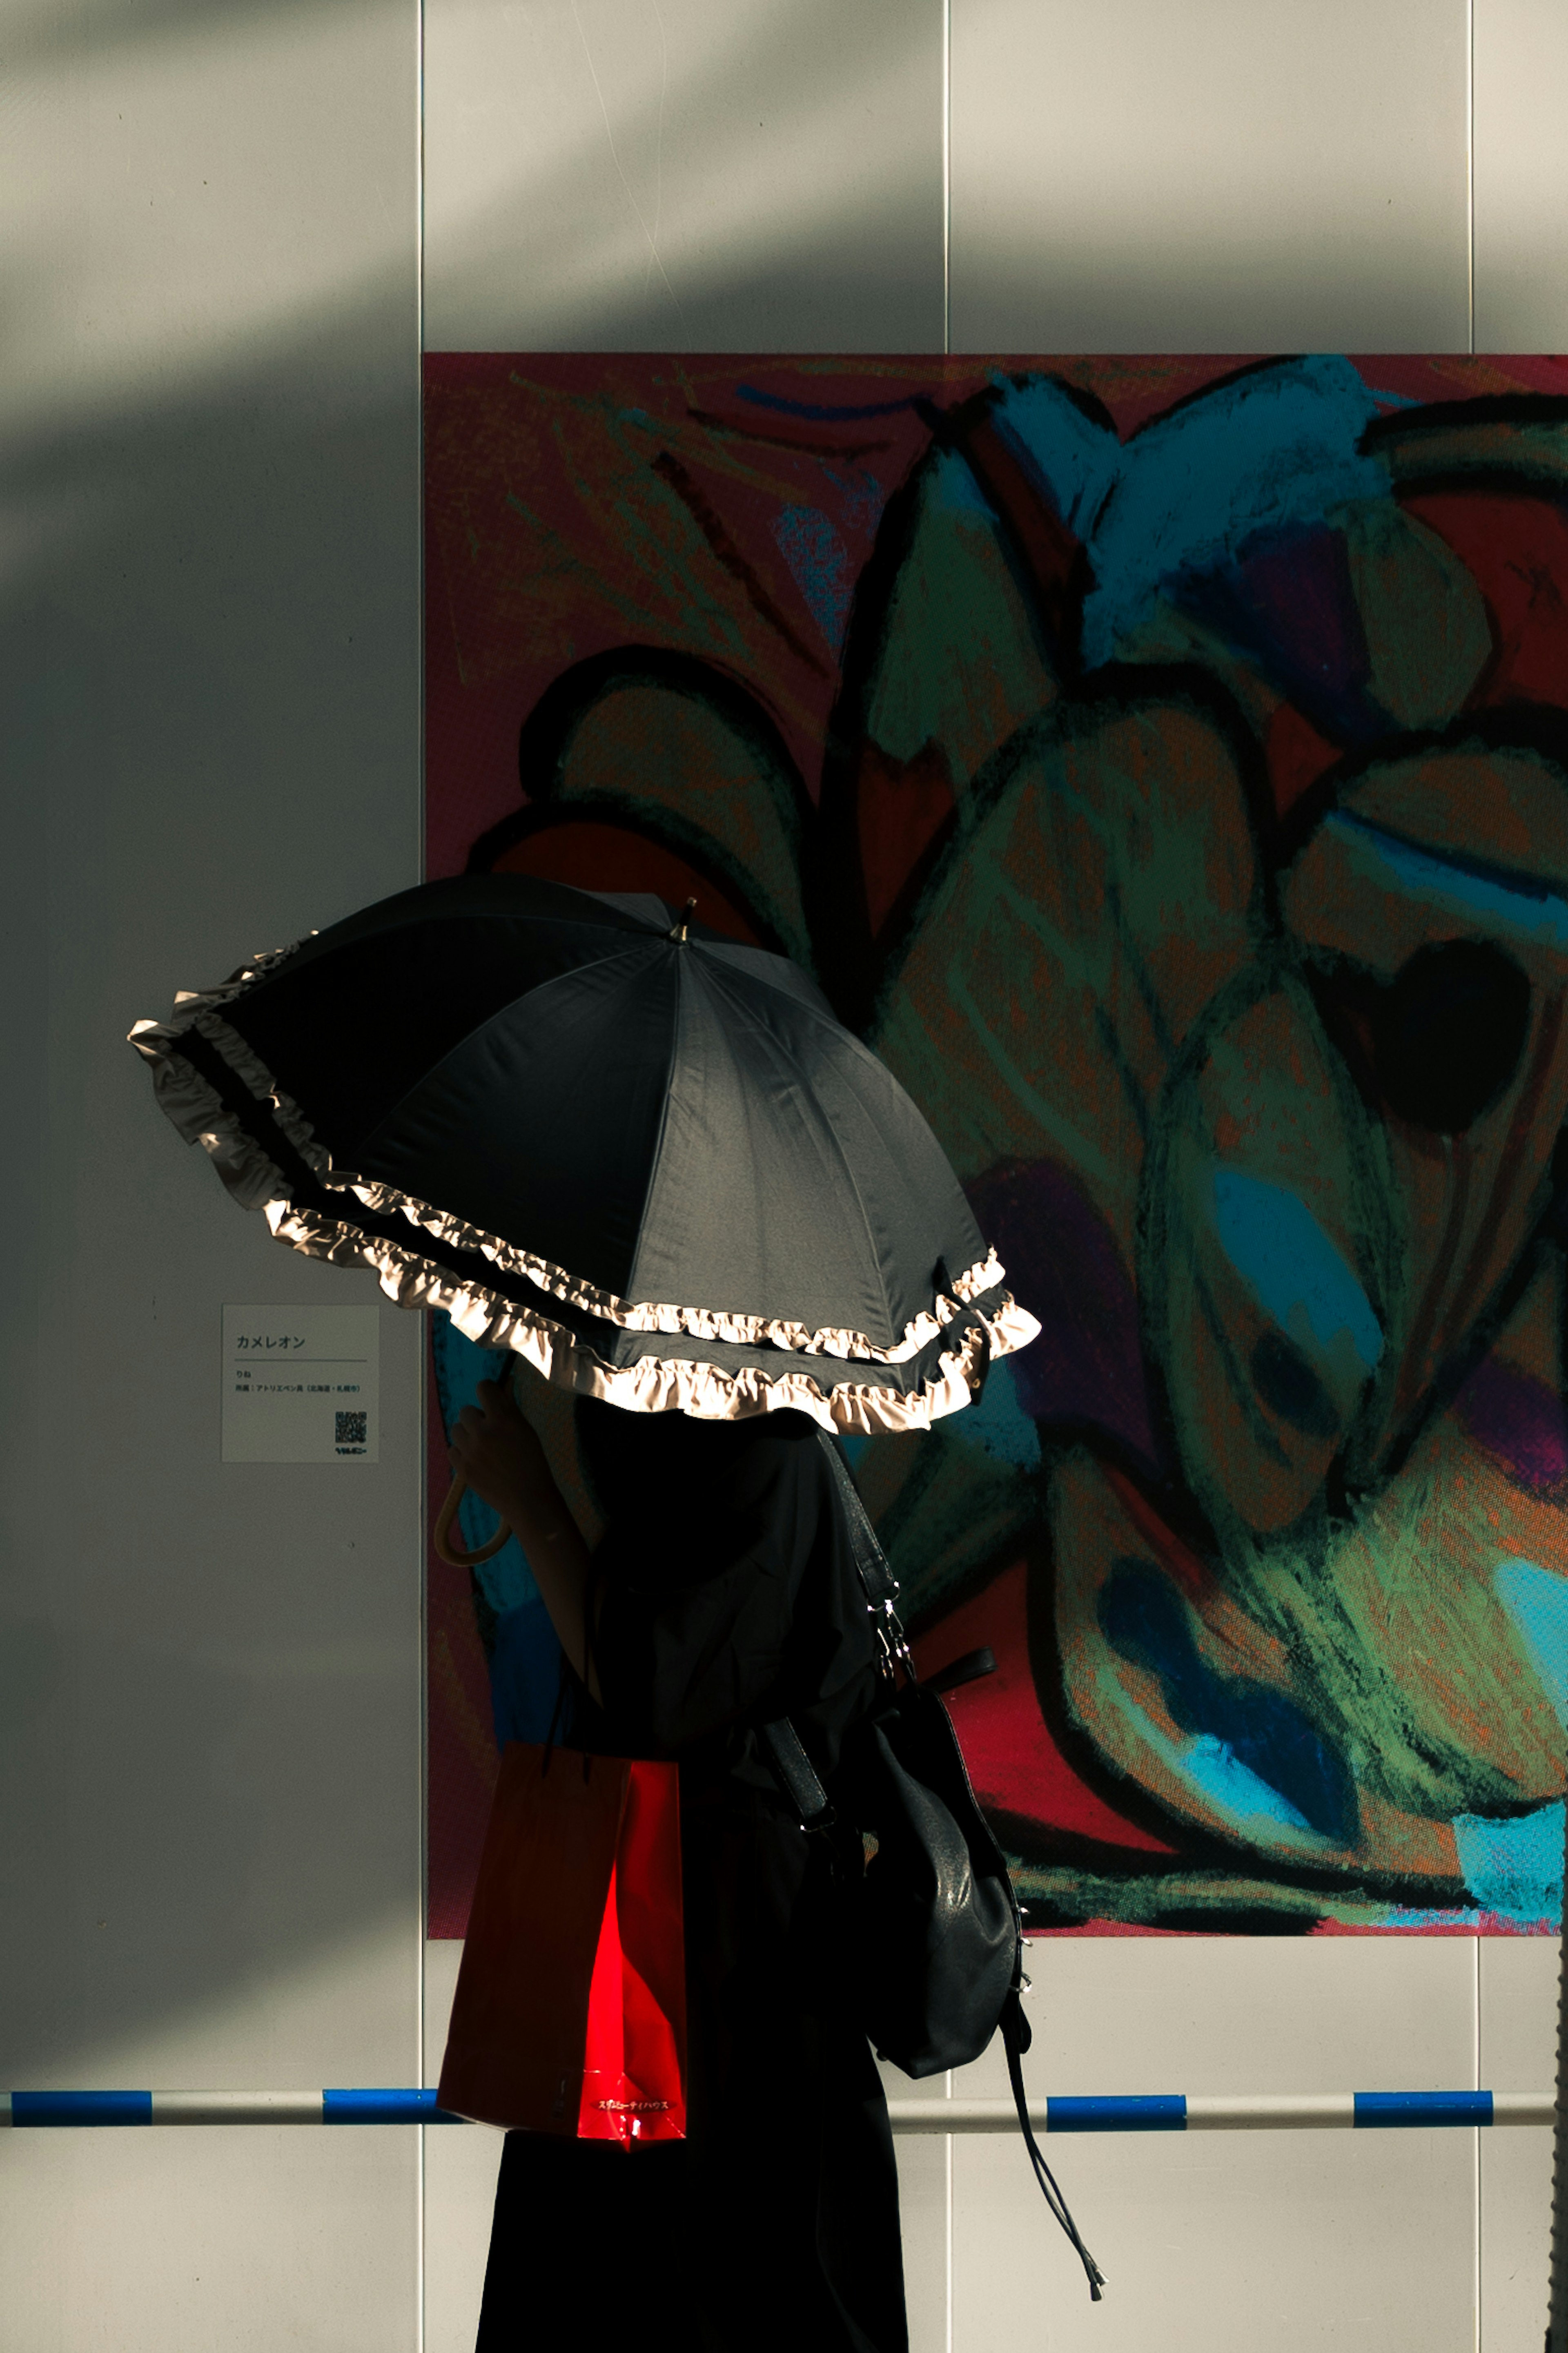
[[670, 896, 698, 943]]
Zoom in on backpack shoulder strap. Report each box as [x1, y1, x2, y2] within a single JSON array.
[[757, 1435, 900, 1825], [758, 1717, 833, 1827], [814, 1430, 898, 1605]]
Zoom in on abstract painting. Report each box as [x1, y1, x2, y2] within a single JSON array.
[[425, 352, 1568, 1936]]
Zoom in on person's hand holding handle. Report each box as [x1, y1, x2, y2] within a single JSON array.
[[438, 1370, 541, 1567], [433, 1476, 512, 1568]]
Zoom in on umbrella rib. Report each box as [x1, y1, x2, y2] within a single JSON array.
[[347, 941, 659, 1173], [694, 957, 900, 1346]]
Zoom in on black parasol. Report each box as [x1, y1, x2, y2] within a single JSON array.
[[129, 875, 1037, 1434]]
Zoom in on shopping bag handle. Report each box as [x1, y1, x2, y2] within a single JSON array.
[[433, 1476, 513, 1568]]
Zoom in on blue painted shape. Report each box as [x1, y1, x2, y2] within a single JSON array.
[[988, 377, 1123, 543], [1496, 1559, 1568, 1729], [1091, 358, 1386, 665], [1327, 814, 1568, 948], [1371, 1905, 1491, 1931], [772, 506, 853, 651], [929, 447, 1001, 521], [1098, 1564, 1357, 1844], [489, 1595, 570, 1748], [951, 1358, 1042, 1472], [821, 463, 884, 538], [1210, 1166, 1383, 1374], [430, 1316, 542, 1619], [735, 386, 915, 423], [1453, 1803, 1564, 1927], [324, 2088, 463, 2124], [11, 2090, 151, 2126], [1355, 2091, 1493, 2128], [1047, 2095, 1186, 2132], [1179, 1733, 1312, 1834], [1177, 521, 1382, 743], [991, 357, 1386, 670]]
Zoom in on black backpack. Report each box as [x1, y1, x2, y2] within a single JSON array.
[[761, 1436, 1105, 2302]]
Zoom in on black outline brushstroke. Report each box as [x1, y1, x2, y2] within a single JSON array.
[[443, 366, 1568, 1931], [468, 795, 788, 956], [650, 447, 833, 677]]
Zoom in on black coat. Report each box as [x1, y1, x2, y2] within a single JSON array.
[[476, 1408, 909, 2353]]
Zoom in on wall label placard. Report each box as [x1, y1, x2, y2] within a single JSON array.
[[221, 1305, 380, 1463]]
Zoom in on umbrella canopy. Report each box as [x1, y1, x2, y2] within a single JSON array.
[[129, 877, 1038, 1433]]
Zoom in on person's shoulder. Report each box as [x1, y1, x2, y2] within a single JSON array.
[[739, 1410, 833, 1469], [754, 1408, 823, 1447], [722, 1411, 835, 1513]]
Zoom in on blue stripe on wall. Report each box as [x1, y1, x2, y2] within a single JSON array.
[[1047, 2094, 1187, 2132], [11, 2090, 153, 2126], [1354, 2091, 1493, 2127], [323, 2088, 463, 2124]]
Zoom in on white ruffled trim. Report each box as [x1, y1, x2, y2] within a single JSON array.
[[131, 986, 1018, 1365], [127, 1006, 1042, 1431], [267, 1190, 1021, 1433]]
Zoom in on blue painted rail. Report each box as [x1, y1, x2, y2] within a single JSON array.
[[0, 2090, 1550, 2130]]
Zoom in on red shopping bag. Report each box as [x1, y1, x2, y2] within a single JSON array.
[[437, 1742, 686, 2146]]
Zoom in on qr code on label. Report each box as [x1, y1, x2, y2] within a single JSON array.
[[336, 1411, 368, 1445]]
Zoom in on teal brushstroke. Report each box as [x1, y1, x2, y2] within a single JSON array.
[[1374, 1905, 1495, 1929], [1327, 812, 1568, 949], [1496, 1558, 1568, 1729], [822, 463, 884, 536], [1180, 1733, 1314, 1833], [773, 505, 853, 651], [1209, 1166, 1384, 1372], [987, 357, 1387, 668], [986, 375, 1122, 541], [429, 1314, 539, 1617], [929, 446, 999, 520], [488, 1595, 565, 1749], [1453, 1803, 1564, 1927], [950, 1357, 1042, 1471]]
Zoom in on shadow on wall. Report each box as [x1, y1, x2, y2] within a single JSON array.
[[420, 0, 946, 352], [1, 0, 428, 2083], [0, 0, 961, 2073]]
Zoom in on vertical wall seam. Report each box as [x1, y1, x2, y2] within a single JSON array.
[[416, 0, 428, 893], [415, 4, 428, 2343], [946, 2069, 955, 2353], [942, 0, 951, 355], [1467, 0, 1476, 353], [1474, 1936, 1483, 2353]]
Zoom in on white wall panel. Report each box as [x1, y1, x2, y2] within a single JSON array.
[[1480, 1939, 1555, 2353], [1474, 0, 1568, 348], [423, 1940, 503, 2352], [422, 0, 944, 351], [950, 0, 1471, 352], [949, 1938, 1481, 2351], [883, 2063, 952, 2353], [0, 0, 423, 2340]]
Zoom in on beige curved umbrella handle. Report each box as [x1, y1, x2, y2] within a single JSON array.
[[433, 1476, 513, 1569]]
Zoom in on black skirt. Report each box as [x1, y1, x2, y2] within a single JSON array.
[[476, 2000, 905, 2350]]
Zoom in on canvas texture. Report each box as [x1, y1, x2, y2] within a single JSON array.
[[425, 353, 1568, 1936]]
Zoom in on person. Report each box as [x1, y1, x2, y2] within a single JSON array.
[[448, 1375, 910, 2353]]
